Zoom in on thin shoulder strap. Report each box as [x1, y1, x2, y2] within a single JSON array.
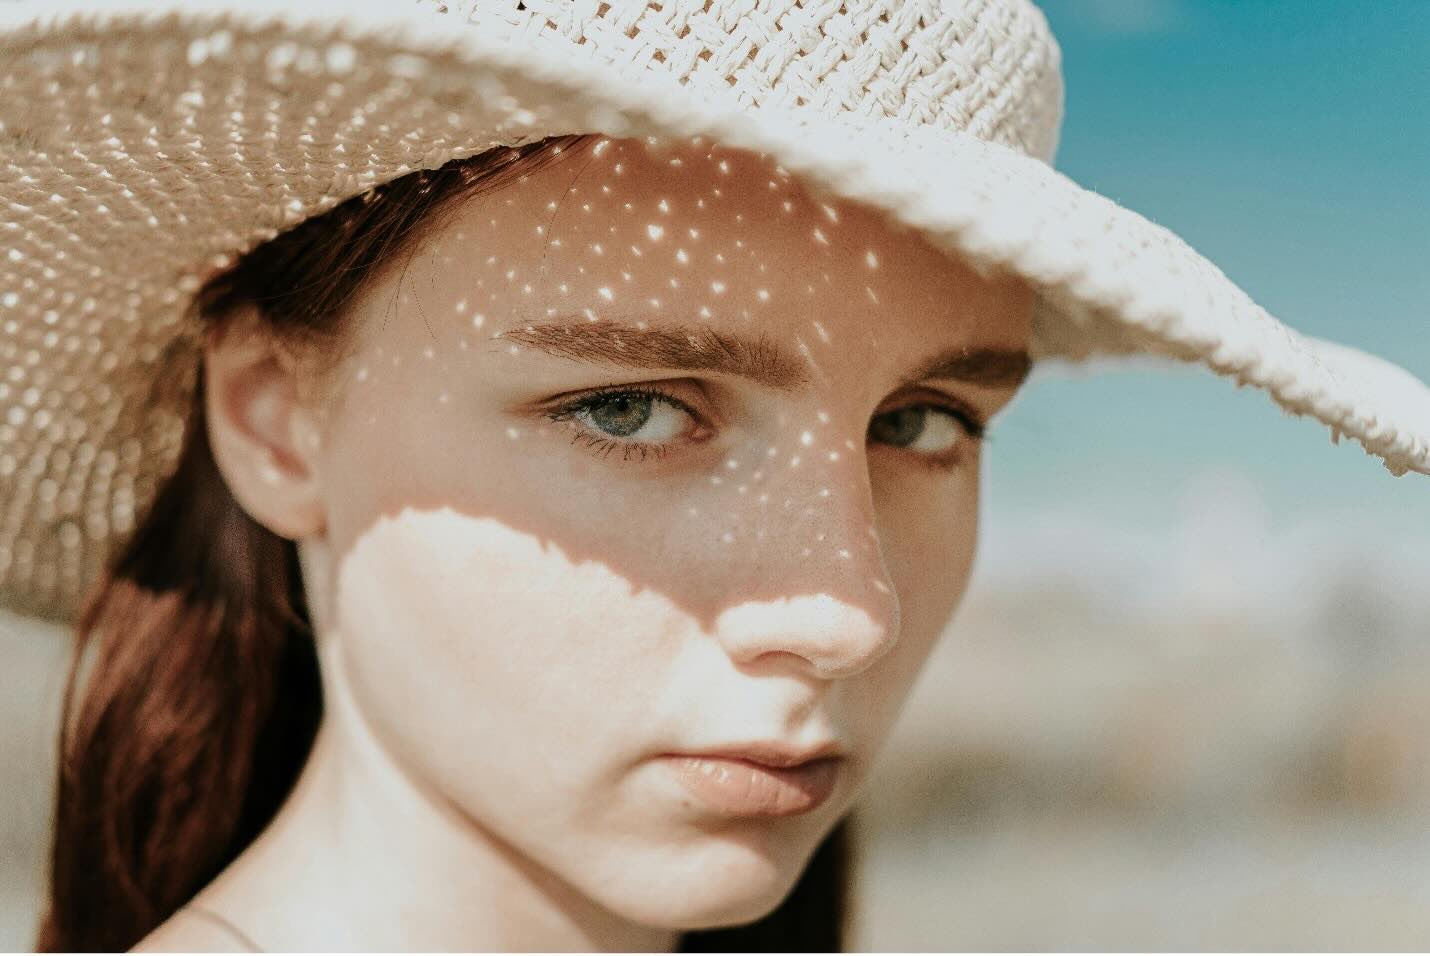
[[179, 903, 265, 953]]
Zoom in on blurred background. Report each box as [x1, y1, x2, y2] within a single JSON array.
[[853, 0, 1430, 948], [2, 0, 1427, 949]]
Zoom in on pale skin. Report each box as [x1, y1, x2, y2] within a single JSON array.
[[134, 136, 1034, 952]]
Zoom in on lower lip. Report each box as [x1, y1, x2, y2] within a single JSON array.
[[660, 754, 841, 817]]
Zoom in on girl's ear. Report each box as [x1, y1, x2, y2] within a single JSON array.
[[202, 304, 327, 540]]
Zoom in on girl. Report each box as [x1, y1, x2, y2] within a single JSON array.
[[3, 0, 1425, 951]]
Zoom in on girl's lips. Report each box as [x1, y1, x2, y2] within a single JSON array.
[[659, 753, 841, 817]]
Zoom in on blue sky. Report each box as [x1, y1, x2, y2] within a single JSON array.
[[982, 0, 1429, 541]]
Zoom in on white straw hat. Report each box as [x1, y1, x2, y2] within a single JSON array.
[[2, 0, 1428, 620]]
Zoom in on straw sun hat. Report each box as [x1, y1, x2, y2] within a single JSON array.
[[2, 0, 1428, 620]]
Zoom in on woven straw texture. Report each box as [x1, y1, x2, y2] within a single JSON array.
[[2, 0, 1428, 620]]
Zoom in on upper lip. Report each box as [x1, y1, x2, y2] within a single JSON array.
[[668, 740, 847, 768]]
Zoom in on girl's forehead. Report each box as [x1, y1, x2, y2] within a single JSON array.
[[430, 137, 860, 275], [408, 136, 1030, 350], [428, 137, 1012, 288]]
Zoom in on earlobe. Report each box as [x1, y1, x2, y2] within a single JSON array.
[[203, 308, 327, 540]]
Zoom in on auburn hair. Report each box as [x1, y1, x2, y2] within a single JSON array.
[[37, 133, 856, 952]]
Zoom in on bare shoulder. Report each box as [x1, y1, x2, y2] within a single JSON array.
[[132, 908, 261, 953]]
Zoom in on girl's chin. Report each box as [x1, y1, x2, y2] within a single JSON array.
[[581, 834, 809, 931]]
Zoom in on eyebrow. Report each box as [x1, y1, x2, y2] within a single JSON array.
[[897, 344, 1033, 390], [499, 318, 1031, 391], [501, 318, 809, 390]]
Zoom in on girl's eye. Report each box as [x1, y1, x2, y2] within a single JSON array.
[[546, 390, 981, 465], [868, 405, 980, 456], [545, 387, 697, 460], [579, 391, 686, 441]]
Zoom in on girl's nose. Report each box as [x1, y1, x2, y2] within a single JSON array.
[[709, 456, 902, 680], [713, 590, 900, 680]]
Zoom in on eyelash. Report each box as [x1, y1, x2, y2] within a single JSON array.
[[544, 385, 696, 463], [543, 384, 988, 469]]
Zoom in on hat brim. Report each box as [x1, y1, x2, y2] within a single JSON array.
[[2, 0, 1428, 619]]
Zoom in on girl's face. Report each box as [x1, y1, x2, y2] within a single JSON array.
[[290, 137, 1031, 929]]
